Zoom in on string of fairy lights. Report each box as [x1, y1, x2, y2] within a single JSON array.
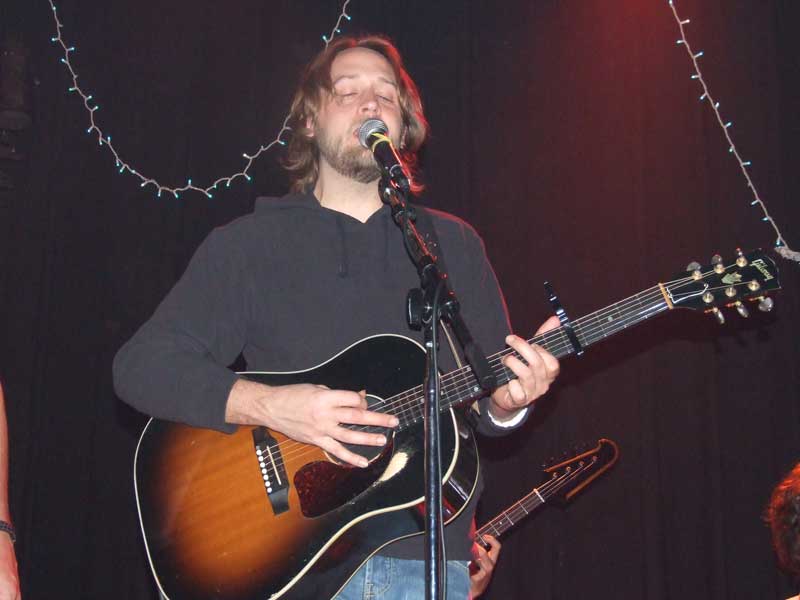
[[46, 0, 798, 261], [667, 0, 798, 262], [45, 0, 353, 199]]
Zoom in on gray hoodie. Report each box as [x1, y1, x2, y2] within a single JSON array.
[[114, 191, 526, 560]]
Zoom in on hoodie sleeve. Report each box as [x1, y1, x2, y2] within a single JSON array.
[[113, 228, 249, 433], [434, 222, 533, 437]]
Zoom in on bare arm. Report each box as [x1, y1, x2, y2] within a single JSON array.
[[0, 383, 21, 600]]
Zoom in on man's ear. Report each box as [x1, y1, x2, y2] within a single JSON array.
[[305, 115, 315, 138]]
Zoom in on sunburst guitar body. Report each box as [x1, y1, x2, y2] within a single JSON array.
[[134, 334, 479, 600]]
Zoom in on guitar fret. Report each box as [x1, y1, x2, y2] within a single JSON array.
[[393, 284, 674, 432]]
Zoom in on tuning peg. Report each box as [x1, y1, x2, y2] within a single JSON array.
[[735, 248, 748, 267], [711, 307, 725, 325], [758, 297, 774, 313], [735, 301, 749, 318], [711, 254, 725, 274], [686, 261, 703, 280]]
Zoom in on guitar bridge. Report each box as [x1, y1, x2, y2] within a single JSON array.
[[252, 427, 290, 515]]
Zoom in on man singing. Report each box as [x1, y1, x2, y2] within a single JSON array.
[[114, 35, 559, 599]]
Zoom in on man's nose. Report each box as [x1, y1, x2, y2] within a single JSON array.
[[360, 90, 379, 114]]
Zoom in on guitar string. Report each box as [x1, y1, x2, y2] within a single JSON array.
[[260, 284, 669, 469], [274, 265, 730, 461], [362, 302, 666, 441], [375, 272, 761, 422], [261, 268, 764, 468], [262, 273, 755, 469], [476, 463, 592, 536], [433, 297, 670, 406], [262, 274, 689, 466], [349, 269, 717, 420], [259, 284, 671, 469], [265, 275, 750, 470]]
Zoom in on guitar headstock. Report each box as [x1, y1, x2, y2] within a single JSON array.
[[541, 438, 619, 505], [664, 249, 780, 322]]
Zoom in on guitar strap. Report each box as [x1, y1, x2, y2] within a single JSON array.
[[413, 207, 481, 415]]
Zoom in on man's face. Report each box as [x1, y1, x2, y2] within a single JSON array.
[[310, 47, 405, 183]]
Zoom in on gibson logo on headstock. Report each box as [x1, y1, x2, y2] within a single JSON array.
[[751, 259, 774, 281], [722, 273, 742, 285]]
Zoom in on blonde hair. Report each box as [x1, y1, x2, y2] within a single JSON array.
[[282, 35, 429, 194]]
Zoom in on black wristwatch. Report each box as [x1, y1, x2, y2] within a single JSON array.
[[0, 520, 15, 543]]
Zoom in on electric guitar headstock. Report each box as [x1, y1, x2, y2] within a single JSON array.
[[541, 438, 619, 505], [664, 248, 780, 323]]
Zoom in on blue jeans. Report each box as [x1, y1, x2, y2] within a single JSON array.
[[334, 556, 471, 600]]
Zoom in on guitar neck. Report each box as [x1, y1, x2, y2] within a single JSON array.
[[475, 487, 547, 541], [391, 283, 670, 431], [442, 284, 669, 409], [492, 283, 670, 384], [474, 440, 618, 543]]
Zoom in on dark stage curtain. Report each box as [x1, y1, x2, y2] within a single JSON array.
[[0, 1, 798, 598]]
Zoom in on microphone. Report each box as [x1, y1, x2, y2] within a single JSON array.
[[357, 119, 411, 193]]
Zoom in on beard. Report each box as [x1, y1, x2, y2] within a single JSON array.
[[315, 126, 382, 184]]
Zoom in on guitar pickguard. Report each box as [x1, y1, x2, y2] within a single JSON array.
[[294, 441, 393, 518]]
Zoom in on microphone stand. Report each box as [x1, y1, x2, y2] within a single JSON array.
[[378, 176, 496, 600]]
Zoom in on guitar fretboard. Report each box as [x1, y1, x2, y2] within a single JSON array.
[[392, 284, 671, 431], [474, 453, 606, 543], [475, 486, 547, 541]]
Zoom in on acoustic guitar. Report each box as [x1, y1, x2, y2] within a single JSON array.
[[134, 249, 779, 599]]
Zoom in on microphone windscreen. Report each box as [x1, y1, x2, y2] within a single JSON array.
[[358, 119, 388, 148]]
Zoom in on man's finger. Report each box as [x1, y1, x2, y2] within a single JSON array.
[[329, 390, 369, 407], [531, 344, 560, 378], [318, 437, 369, 468], [332, 425, 388, 448], [483, 534, 502, 561], [534, 315, 561, 335], [505, 380, 528, 407], [335, 406, 399, 429], [506, 335, 551, 381]]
